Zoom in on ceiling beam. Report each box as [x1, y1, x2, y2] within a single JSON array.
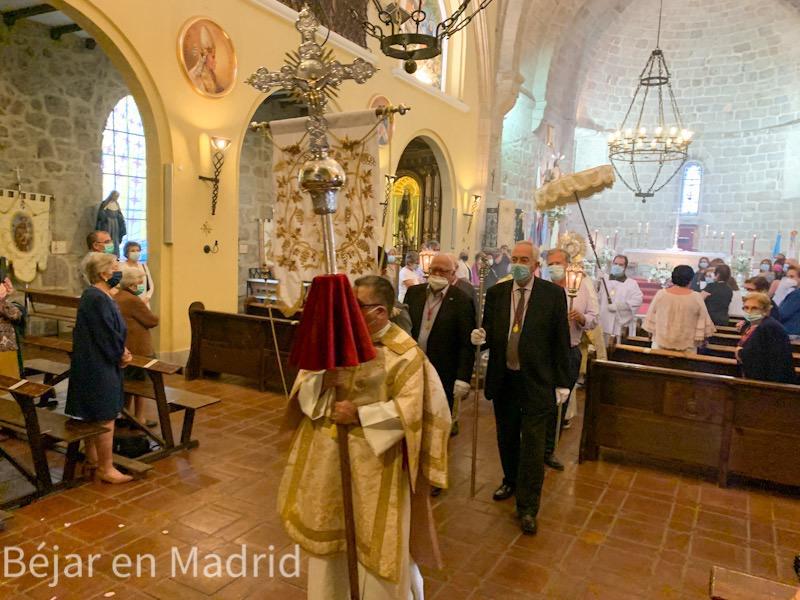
[[2, 4, 56, 27]]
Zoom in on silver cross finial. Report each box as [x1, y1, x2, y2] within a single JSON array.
[[246, 4, 377, 157]]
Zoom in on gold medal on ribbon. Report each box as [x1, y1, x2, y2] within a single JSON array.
[[512, 323, 520, 333]]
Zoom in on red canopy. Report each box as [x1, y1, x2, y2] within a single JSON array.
[[289, 274, 376, 370]]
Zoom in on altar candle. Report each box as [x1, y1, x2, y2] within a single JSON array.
[[613, 230, 618, 249], [645, 222, 650, 234], [751, 234, 757, 257], [730, 233, 735, 255], [705, 224, 710, 237], [740, 240, 744, 251], [605, 235, 610, 248], [637, 222, 642, 234]]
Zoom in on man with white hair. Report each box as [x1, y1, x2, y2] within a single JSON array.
[[471, 241, 571, 535]]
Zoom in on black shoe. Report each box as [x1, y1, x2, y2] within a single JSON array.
[[492, 483, 515, 501], [520, 514, 537, 535], [544, 455, 565, 471], [450, 421, 459, 437], [430, 486, 442, 497]]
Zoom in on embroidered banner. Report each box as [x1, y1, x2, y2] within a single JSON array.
[[268, 109, 381, 312]]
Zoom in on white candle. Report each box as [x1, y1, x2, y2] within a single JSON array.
[[645, 222, 650, 234], [637, 222, 642, 234]]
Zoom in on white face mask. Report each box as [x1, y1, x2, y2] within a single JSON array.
[[128, 251, 141, 262], [427, 275, 448, 291], [548, 264, 565, 282]]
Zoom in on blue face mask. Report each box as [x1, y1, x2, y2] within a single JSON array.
[[510, 264, 531, 283], [743, 312, 764, 323], [699, 261, 709, 269], [106, 270, 123, 288], [760, 264, 770, 272], [610, 264, 625, 277], [705, 275, 716, 283]]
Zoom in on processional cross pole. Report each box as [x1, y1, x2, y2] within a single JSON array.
[[246, 6, 376, 600]]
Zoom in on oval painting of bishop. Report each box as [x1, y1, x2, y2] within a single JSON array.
[[11, 213, 34, 253], [178, 17, 237, 98]]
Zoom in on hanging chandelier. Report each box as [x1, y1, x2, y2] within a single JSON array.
[[355, 0, 496, 74], [607, 0, 693, 202]]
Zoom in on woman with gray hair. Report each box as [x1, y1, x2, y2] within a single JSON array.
[[116, 268, 159, 426], [66, 252, 133, 484]]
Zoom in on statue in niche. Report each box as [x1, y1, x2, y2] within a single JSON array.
[[95, 191, 126, 256], [11, 213, 33, 253]]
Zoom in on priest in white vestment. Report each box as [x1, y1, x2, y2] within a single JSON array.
[[279, 275, 451, 600], [597, 254, 644, 344]]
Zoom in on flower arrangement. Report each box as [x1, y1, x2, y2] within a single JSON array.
[[598, 246, 615, 269], [648, 262, 672, 287], [545, 205, 569, 222], [732, 252, 751, 278]]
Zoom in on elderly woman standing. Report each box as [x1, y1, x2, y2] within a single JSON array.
[[116, 269, 159, 426], [66, 252, 133, 484], [643, 265, 716, 353], [121, 241, 154, 308], [737, 292, 796, 384]]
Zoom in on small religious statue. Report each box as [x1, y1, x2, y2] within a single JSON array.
[[95, 191, 126, 256]]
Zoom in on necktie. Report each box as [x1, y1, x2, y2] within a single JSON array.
[[506, 287, 526, 370]]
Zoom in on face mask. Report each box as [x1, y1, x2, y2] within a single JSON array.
[[699, 261, 708, 269], [104, 243, 115, 254], [428, 275, 448, 291], [760, 264, 770, 272], [548, 265, 565, 282], [743, 312, 764, 323], [510, 264, 531, 283], [784, 264, 790, 272], [106, 270, 123, 288], [134, 283, 146, 296], [698, 281, 707, 290], [487, 257, 494, 266], [610, 264, 625, 277], [705, 275, 716, 283], [128, 251, 141, 262], [386, 255, 397, 264]]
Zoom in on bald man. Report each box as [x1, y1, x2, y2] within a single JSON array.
[[405, 254, 475, 445], [471, 241, 571, 535]]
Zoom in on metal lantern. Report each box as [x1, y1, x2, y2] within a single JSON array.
[[565, 263, 585, 310], [418, 247, 437, 276]]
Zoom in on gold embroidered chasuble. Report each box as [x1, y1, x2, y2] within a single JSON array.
[[278, 323, 451, 582]]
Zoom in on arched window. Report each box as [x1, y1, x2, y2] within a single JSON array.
[[680, 161, 702, 216], [401, 0, 447, 91], [101, 95, 147, 258]]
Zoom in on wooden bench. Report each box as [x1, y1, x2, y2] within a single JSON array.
[[711, 332, 800, 351], [0, 376, 108, 507], [581, 357, 800, 488], [709, 565, 797, 599], [24, 289, 80, 335], [186, 301, 299, 392], [617, 338, 800, 376], [24, 336, 215, 462], [23, 358, 70, 408]]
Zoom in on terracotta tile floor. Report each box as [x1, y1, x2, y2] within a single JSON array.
[[1, 376, 799, 599]]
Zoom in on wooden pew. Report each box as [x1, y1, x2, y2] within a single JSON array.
[[24, 336, 217, 462], [186, 301, 299, 392], [702, 343, 800, 368], [24, 289, 80, 336], [709, 565, 797, 599], [610, 343, 741, 377], [581, 358, 800, 488], [0, 375, 108, 507], [711, 331, 800, 351]]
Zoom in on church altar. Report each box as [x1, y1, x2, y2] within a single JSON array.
[[623, 247, 728, 273]]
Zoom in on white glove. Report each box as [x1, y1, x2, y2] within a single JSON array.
[[555, 388, 571, 406], [607, 302, 618, 313], [470, 328, 486, 346], [453, 380, 471, 400]]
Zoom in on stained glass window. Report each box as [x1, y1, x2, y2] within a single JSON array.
[[399, 0, 446, 90], [102, 96, 148, 259], [680, 162, 702, 216]]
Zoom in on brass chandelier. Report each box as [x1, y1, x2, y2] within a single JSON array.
[[355, 0, 496, 74], [607, 0, 693, 201]]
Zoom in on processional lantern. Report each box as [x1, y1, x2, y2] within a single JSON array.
[[418, 247, 436, 275], [607, 0, 693, 202], [565, 263, 585, 310], [356, 0, 496, 74]]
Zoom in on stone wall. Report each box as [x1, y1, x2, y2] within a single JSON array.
[[569, 0, 800, 259], [0, 20, 129, 291]]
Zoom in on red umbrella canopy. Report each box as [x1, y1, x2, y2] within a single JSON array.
[[289, 274, 377, 370]]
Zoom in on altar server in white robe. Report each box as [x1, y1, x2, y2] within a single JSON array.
[[597, 254, 643, 345], [279, 275, 451, 600]]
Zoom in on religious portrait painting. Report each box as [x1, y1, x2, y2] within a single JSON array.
[[11, 212, 33, 253], [178, 17, 237, 98]]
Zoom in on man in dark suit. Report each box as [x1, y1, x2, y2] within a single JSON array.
[[471, 241, 571, 535], [406, 254, 475, 440]]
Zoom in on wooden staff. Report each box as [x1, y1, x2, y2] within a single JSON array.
[[470, 255, 491, 498]]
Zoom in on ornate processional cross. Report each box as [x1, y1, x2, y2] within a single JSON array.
[[245, 4, 376, 158]]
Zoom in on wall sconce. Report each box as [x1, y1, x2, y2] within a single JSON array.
[[463, 194, 481, 233], [198, 136, 231, 216]]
